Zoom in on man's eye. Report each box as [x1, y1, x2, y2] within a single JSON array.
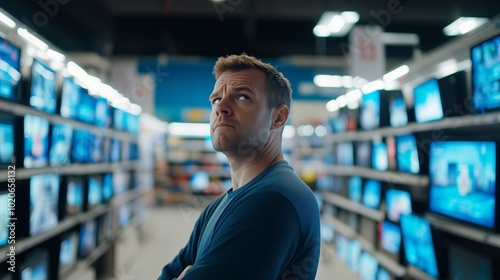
[[212, 98, 221, 104], [237, 95, 249, 101]]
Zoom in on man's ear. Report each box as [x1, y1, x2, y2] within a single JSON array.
[[271, 105, 289, 129]]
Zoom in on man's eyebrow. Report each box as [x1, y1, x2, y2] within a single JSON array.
[[233, 86, 256, 95]]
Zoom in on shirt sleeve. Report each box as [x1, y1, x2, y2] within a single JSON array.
[[180, 193, 303, 280]]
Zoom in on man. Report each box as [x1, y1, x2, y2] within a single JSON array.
[[158, 54, 321, 280]]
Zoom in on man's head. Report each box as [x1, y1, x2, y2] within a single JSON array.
[[209, 54, 292, 157]]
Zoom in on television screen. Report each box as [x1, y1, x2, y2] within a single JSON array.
[[389, 91, 408, 127], [77, 89, 96, 124], [355, 141, 372, 168], [29, 60, 57, 114], [60, 78, 80, 119], [349, 176, 362, 203], [49, 123, 73, 166], [127, 112, 140, 134], [59, 231, 78, 277], [65, 177, 83, 216], [121, 141, 130, 161], [386, 189, 412, 222], [396, 134, 420, 174], [130, 143, 138, 160], [429, 141, 496, 229], [102, 173, 113, 202], [377, 267, 392, 280], [24, 115, 50, 168], [119, 204, 130, 228], [363, 180, 381, 209], [95, 97, 112, 127], [360, 90, 381, 130], [30, 174, 59, 236], [0, 121, 14, 165], [90, 132, 103, 163], [320, 222, 334, 243], [0, 193, 9, 246], [112, 171, 130, 196], [79, 220, 97, 257], [20, 250, 49, 280], [88, 175, 103, 208], [347, 239, 362, 273], [0, 37, 21, 100], [102, 138, 111, 163], [386, 136, 397, 171], [471, 34, 500, 112], [114, 108, 127, 131], [381, 221, 402, 255], [358, 251, 378, 280], [400, 214, 439, 278], [71, 129, 92, 163], [413, 78, 444, 123], [335, 234, 349, 263], [372, 141, 388, 171], [336, 142, 354, 166], [448, 243, 492, 280], [110, 139, 121, 162]]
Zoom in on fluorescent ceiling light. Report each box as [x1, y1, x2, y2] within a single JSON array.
[[315, 125, 327, 137], [443, 17, 488, 36], [314, 75, 342, 87], [345, 89, 362, 102], [168, 122, 210, 138], [0, 11, 16, 28], [382, 33, 419, 46], [347, 100, 359, 110], [326, 100, 339, 112], [283, 125, 296, 139], [336, 95, 347, 108], [361, 79, 385, 94], [47, 49, 65, 61], [17, 28, 48, 50], [383, 65, 409, 82], [313, 11, 359, 37], [297, 125, 314, 137]]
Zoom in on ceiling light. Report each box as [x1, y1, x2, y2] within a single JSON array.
[[383, 65, 409, 82], [168, 122, 210, 138], [314, 75, 343, 87], [47, 49, 66, 62], [443, 17, 488, 36], [17, 28, 48, 50], [345, 89, 362, 102], [313, 11, 359, 37], [361, 79, 385, 94], [326, 100, 339, 112], [341, 11, 360, 23], [328, 15, 345, 33], [0, 11, 16, 28], [283, 125, 296, 139], [336, 95, 347, 108]]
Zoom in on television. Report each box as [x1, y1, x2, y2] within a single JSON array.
[[372, 141, 388, 171], [49, 123, 73, 166], [348, 176, 362, 203], [64, 176, 83, 217], [29, 59, 57, 113], [102, 173, 113, 202], [58, 231, 78, 277], [360, 90, 381, 130], [110, 138, 121, 162], [77, 89, 96, 124], [87, 175, 103, 208], [377, 267, 393, 280], [127, 112, 140, 134], [19, 249, 49, 280], [386, 136, 397, 171], [30, 174, 60, 236], [119, 204, 130, 228], [90, 132, 103, 163], [23, 115, 50, 168], [355, 141, 372, 168], [102, 138, 111, 163], [380, 221, 402, 255], [59, 77, 80, 119], [363, 180, 382, 209], [130, 143, 139, 160], [0, 192, 9, 247], [388, 90, 408, 127], [79, 220, 97, 258], [400, 214, 439, 278], [358, 251, 378, 280], [0, 37, 21, 101], [112, 171, 130, 196], [471, 34, 500, 113], [121, 141, 130, 161], [413, 78, 444, 123], [190, 171, 210, 191], [94, 97, 112, 127], [448, 243, 492, 280], [114, 108, 127, 131], [429, 141, 497, 229], [336, 142, 354, 166], [335, 234, 349, 263], [320, 222, 334, 243], [385, 189, 412, 222], [347, 239, 362, 273], [0, 119, 14, 166], [71, 129, 91, 163], [395, 134, 420, 174]]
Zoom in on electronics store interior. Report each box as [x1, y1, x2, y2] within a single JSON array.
[[0, 1, 499, 280]]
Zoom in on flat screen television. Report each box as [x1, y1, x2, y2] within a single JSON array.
[[388, 90, 408, 127], [0, 192, 9, 247], [114, 108, 126, 131], [355, 140, 372, 168], [395, 134, 420, 174], [95, 97, 112, 127], [71, 129, 91, 163], [0, 119, 14, 166], [372, 140, 388, 171], [110, 138, 121, 162], [335, 234, 349, 263], [320, 222, 334, 243], [88, 175, 103, 208], [400, 214, 439, 278], [448, 243, 493, 280], [102, 173, 113, 202], [112, 171, 130, 196], [102, 137, 111, 163], [23, 115, 50, 168], [360, 90, 381, 130], [336, 142, 354, 166], [65, 176, 83, 217], [90, 132, 103, 163], [49, 123, 72, 166], [429, 141, 497, 229], [58, 230, 78, 277], [79, 220, 97, 258], [358, 251, 378, 280], [329, 107, 358, 132], [413, 78, 444, 123], [380, 220, 402, 255], [386, 189, 412, 222], [377, 267, 393, 280], [77, 89, 96, 124], [0, 37, 21, 101], [30, 174, 60, 236], [386, 136, 397, 171], [19, 249, 49, 280], [127, 112, 140, 134], [29, 59, 57, 113], [347, 239, 362, 274], [348, 176, 362, 203], [471, 33, 500, 113], [363, 180, 382, 209], [59, 77, 80, 119]]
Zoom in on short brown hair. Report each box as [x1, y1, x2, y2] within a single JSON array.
[[213, 54, 292, 109]]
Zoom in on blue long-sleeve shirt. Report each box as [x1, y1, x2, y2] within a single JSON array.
[[158, 161, 321, 280]]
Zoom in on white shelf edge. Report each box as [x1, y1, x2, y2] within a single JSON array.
[[322, 215, 356, 239], [322, 191, 384, 221]]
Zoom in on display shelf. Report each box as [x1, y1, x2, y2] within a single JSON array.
[[322, 215, 356, 239], [325, 111, 500, 143], [0, 161, 140, 182], [407, 265, 437, 280], [322, 191, 384, 221], [325, 165, 428, 187], [111, 189, 142, 207], [425, 213, 500, 248]]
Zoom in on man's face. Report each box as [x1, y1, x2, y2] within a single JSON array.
[[209, 69, 273, 155]]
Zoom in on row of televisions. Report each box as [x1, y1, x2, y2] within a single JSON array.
[[329, 32, 500, 133], [0, 112, 139, 169], [0, 202, 136, 280], [0, 171, 135, 246], [0, 36, 139, 134]]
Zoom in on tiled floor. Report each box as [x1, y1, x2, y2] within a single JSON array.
[[113, 203, 357, 280]]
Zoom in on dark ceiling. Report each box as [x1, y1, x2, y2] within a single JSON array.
[[1, 0, 498, 64]]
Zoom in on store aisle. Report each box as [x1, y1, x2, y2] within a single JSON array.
[[116, 203, 356, 280]]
